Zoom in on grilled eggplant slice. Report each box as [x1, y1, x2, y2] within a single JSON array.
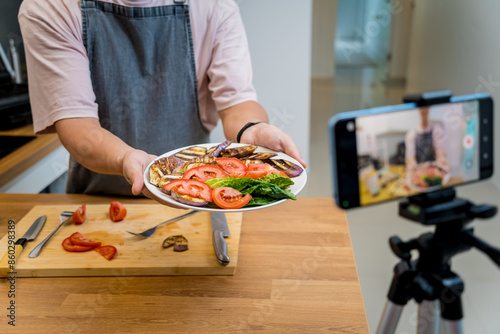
[[244, 152, 278, 160], [266, 159, 304, 178], [173, 155, 217, 174], [209, 140, 232, 157], [170, 190, 208, 207], [221, 145, 257, 158], [173, 146, 207, 161], [149, 156, 185, 186]]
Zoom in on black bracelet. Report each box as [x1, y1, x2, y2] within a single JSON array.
[[236, 122, 262, 143]]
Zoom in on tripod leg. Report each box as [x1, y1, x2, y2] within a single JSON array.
[[441, 319, 464, 334], [417, 300, 440, 334], [376, 300, 404, 334]]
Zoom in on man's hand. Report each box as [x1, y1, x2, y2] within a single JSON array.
[[240, 122, 307, 168], [122, 149, 187, 209], [219, 101, 307, 168]]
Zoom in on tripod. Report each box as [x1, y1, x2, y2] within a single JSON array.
[[376, 188, 500, 334]]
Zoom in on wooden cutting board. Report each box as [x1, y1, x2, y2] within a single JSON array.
[[0, 204, 242, 277]]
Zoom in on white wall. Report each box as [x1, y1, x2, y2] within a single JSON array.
[[210, 0, 312, 165], [311, 0, 337, 79], [406, 0, 500, 188]]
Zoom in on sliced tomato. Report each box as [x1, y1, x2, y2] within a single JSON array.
[[244, 163, 274, 179], [216, 158, 247, 177], [163, 179, 212, 202], [182, 165, 227, 181], [62, 236, 94, 252], [69, 232, 101, 248], [72, 203, 86, 224], [94, 245, 117, 260], [109, 201, 127, 222], [212, 187, 252, 209]]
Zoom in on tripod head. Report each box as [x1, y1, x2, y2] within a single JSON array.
[[391, 187, 500, 271]]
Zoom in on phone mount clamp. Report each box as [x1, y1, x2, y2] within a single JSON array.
[[376, 91, 500, 334]]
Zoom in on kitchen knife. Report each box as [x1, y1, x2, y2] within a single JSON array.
[[0, 215, 47, 277], [210, 212, 230, 265]]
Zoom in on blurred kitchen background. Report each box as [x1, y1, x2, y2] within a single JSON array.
[[1, 0, 500, 332]]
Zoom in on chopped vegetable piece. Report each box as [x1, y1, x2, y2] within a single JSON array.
[[94, 245, 117, 260], [109, 201, 127, 222], [212, 187, 252, 209], [72, 203, 86, 224], [163, 235, 188, 252], [69, 232, 102, 248], [62, 236, 94, 252]]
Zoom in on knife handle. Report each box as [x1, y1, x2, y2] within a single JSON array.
[[0, 239, 26, 277], [212, 230, 230, 266]]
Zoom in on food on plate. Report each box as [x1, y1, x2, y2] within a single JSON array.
[[69, 232, 102, 248], [216, 158, 247, 177], [174, 146, 208, 161], [221, 145, 257, 158], [409, 164, 446, 189], [149, 156, 184, 187], [266, 159, 303, 178], [207, 140, 232, 157], [163, 235, 188, 252], [182, 165, 227, 182], [62, 232, 117, 260], [148, 142, 304, 208], [109, 201, 127, 222], [212, 187, 252, 209], [162, 179, 213, 206], [94, 245, 117, 260], [72, 203, 87, 224]]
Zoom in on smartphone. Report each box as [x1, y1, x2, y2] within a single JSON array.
[[329, 93, 494, 209]]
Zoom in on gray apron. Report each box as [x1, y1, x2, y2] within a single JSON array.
[[415, 127, 436, 164], [67, 0, 209, 195]]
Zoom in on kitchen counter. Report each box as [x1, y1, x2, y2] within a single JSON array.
[[0, 195, 368, 333], [0, 125, 62, 189]]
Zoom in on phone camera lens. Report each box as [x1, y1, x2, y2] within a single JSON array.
[[483, 118, 489, 124], [346, 121, 355, 132], [483, 153, 489, 159], [483, 135, 488, 142]]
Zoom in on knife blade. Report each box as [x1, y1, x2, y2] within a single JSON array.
[[0, 215, 47, 277], [210, 212, 230, 265]]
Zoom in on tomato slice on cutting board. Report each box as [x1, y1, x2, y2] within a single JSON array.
[[213, 187, 252, 209], [69, 232, 101, 248], [109, 201, 127, 222], [183, 165, 227, 181], [215, 158, 247, 177], [94, 245, 117, 260], [72, 203, 86, 224], [62, 237, 94, 252]]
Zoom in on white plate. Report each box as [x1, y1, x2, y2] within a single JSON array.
[[143, 143, 307, 212]]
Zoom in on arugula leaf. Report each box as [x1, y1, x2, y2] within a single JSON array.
[[205, 174, 296, 207]]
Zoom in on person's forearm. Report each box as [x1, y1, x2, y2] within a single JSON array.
[[219, 100, 269, 142], [54, 117, 135, 175]]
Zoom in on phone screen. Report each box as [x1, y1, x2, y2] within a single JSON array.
[[330, 95, 493, 209]]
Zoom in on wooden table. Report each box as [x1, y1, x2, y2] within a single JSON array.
[[0, 195, 368, 333]]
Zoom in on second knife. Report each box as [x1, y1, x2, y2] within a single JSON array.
[[210, 212, 230, 265]]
